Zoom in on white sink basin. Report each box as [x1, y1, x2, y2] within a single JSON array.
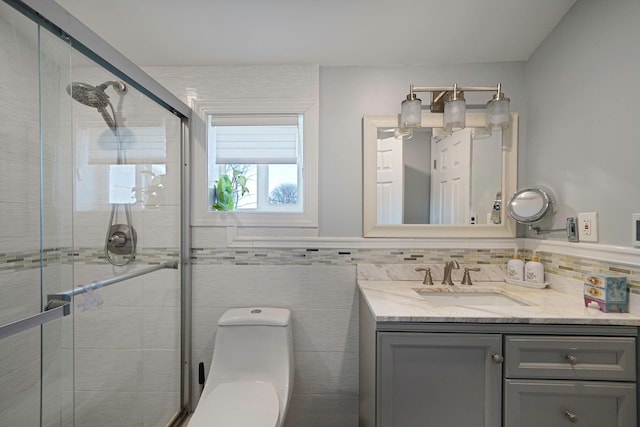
[[414, 289, 529, 307]]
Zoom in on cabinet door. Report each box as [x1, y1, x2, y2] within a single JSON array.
[[504, 379, 637, 427], [378, 332, 502, 427]]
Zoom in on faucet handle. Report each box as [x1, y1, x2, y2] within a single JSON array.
[[461, 267, 481, 286], [415, 267, 434, 286]]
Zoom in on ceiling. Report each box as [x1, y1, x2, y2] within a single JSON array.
[[55, 0, 576, 67]]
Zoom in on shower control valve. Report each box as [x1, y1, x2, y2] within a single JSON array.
[[108, 231, 128, 247]]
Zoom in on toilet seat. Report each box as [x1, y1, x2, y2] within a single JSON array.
[[189, 381, 280, 427]]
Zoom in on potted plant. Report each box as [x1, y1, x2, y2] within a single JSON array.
[[211, 165, 250, 211]]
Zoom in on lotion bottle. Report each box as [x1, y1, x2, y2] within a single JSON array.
[[525, 252, 545, 284], [506, 249, 525, 281]]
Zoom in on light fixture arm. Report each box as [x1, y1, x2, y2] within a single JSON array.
[[410, 84, 503, 94]]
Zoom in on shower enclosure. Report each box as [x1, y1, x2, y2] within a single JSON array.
[[0, 1, 191, 426]]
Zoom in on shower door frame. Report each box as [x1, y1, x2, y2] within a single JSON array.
[[2, 0, 193, 425]]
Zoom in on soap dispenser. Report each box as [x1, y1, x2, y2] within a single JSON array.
[[506, 249, 524, 281], [525, 252, 545, 284]]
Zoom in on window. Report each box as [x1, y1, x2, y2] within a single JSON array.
[[192, 98, 318, 229], [207, 114, 303, 212]]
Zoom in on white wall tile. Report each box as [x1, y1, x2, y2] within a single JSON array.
[[0, 328, 40, 374], [0, 358, 40, 421], [0, 269, 40, 325], [74, 390, 142, 427], [291, 308, 359, 353], [137, 205, 180, 248], [74, 307, 142, 349], [191, 306, 229, 353], [0, 201, 40, 253], [293, 351, 358, 395], [284, 393, 358, 427], [74, 349, 142, 391], [142, 306, 180, 350], [141, 269, 180, 307], [192, 265, 356, 309], [142, 349, 180, 392], [142, 391, 180, 427]]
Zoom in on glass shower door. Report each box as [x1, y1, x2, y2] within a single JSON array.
[[40, 17, 76, 427], [0, 3, 75, 426]]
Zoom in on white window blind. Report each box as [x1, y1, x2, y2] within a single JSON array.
[[211, 114, 301, 164]]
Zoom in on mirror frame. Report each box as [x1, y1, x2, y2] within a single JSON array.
[[363, 112, 518, 238]]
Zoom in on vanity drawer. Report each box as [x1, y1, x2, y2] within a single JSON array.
[[504, 379, 637, 427], [504, 335, 636, 381]]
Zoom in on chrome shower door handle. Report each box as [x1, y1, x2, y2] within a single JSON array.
[[0, 294, 71, 341]]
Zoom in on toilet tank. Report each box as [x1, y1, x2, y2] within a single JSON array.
[[208, 308, 294, 407]]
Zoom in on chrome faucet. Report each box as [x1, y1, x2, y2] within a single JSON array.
[[441, 260, 460, 286]]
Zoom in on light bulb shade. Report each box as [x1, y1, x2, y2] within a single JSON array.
[[400, 96, 422, 128], [443, 99, 465, 132], [486, 97, 510, 130]]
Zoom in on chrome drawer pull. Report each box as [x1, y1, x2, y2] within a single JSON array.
[[491, 353, 504, 364], [564, 410, 578, 423], [565, 354, 578, 365]]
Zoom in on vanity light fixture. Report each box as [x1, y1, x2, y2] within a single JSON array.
[[486, 83, 510, 130], [444, 84, 465, 132], [400, 93, 422, 128], [399, 83, 510, 131]]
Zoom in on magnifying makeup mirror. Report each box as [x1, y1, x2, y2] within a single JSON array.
[[506, 188, 553, 224], [506, 186, 575, 238]]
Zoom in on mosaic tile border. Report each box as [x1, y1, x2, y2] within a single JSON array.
[[0, 247, 180, 273], [4, 245, 638, 289], [192, 247, 640, 289], [525, 249, 640, 289], [190, 248, 514, 266]]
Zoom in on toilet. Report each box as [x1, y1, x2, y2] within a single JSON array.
[[188, 307, 294, 427]]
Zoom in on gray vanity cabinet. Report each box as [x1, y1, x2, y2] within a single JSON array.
[[359, 297, 639, 427], [378, 332, 502, 427]]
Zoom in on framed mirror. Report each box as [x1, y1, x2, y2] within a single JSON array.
[[506, 188, 553, 224], [363, 112, 518, 238]]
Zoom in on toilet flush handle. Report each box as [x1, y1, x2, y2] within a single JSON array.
[[199, 362, 206, 395]]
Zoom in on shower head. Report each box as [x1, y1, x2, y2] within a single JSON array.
[[66, 81, 127, 130], [67, 81, 110, 108]]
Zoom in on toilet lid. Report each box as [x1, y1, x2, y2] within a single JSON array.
[[189, 381, 280, 427]]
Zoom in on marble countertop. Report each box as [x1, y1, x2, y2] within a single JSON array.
[[357, 265, 640, 326]]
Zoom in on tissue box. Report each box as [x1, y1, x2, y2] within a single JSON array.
[[583, 273, 628, 313]]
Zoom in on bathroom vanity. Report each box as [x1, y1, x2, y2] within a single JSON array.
[[358, 272, 640, 427]]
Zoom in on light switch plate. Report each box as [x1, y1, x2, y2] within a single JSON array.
[[633, 213, 640, 247], [578, 212, 598, 242]]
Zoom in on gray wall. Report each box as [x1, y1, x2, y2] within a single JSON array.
[[524, 0, 640, 247]]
